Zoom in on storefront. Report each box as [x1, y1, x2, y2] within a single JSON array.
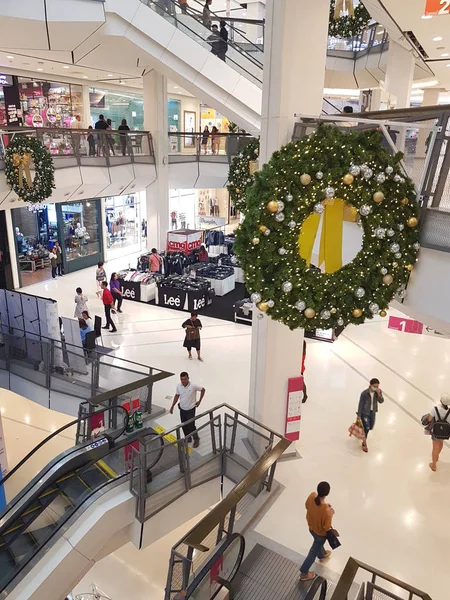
[[12, 199, 103, 287], [104, 192, 147, 260], [169, 189, 231, 232], [90, 89, 144, 130]]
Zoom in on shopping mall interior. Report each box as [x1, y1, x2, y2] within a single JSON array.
[[0, 1, 449, 599]]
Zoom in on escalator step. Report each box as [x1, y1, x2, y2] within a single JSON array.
[[8, 533, 37, 561], [27, 523, 57, 546], [80, 464, 111, 489], [0, 548, 16, 588], [57, 476, 90, 504], [2, 523, 25, 544]]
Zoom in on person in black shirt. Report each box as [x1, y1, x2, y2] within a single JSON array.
[[182, 312, 203, 361], [218, 20, 228, 61], [118, 118, 131, 155], [94, 114, 108, 130], [95, 114, 108, 157]]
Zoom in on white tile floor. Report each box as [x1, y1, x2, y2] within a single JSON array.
[[17, 262, 450, 600]]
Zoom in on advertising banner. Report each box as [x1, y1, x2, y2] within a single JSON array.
[[187, 290, 207, 313], [167, 230, 202, 254], [158, 286, 187, 310], [119, 279, 141, 302]]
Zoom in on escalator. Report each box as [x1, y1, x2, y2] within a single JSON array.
[[0, 406, 164, 595]]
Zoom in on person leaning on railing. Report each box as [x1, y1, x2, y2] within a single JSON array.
[[179, 0, 188, 13]]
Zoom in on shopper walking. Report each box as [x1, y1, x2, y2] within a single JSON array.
[[202, 0, 212, 28], [182, 312, 203, 361], [218, 20, 228, 61], [54, 241, 63, 276], [49, 247, 58, 278], [299, 482, 335, 582], [357, 377, 384, 453], [74, 287, 89, 319], [201, 126, 210, 154], [424, 393, 450, 471], [96, 261, 107, 298], [211, 126, 219, 154], [169, 371, 205, 448], [110, 272, 123, 313], [150, 248, 163, 273], [208, 25, 221, 57], [118, 118, 130, 156], [101, 281, 117, 333]]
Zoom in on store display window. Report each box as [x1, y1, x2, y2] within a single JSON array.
[[18, 78, 83, 128], [169, 188, 231, 233], [168, 99, 181, 152], [105, 193, 144, 260], [90, 89, 144, 130], [58, 199, 103, 272], [200, 104, 230, 155]]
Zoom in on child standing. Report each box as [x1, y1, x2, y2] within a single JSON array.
[[74, 287, 88, 318], [95, 261, 107, 298]]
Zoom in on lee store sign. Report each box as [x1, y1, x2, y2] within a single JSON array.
[[424, 0, 450, 16]]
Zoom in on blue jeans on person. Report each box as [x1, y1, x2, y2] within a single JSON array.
[[361, 411, 376, 438], [300, 530, 327, 575]]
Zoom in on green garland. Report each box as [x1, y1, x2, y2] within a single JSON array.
[[234, 125, 420, 331], [5, 136, 55, 204], [329, 1, 371, 39], [227, 138, 260, 213]]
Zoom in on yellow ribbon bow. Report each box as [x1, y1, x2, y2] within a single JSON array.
[[334, 0, 355, 19], [12, 153, 33, 189], [298, 199, 357, 274]]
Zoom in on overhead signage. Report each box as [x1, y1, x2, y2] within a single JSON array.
[[0, 74, 13, 86], [424, 0, 450, 16]]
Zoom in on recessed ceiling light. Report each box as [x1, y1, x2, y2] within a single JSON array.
[[107, 74, 113, 77], [422, 14, 433, 19], [174, 85, 179, 89], [6, 55, 14, 60], [433, 36, 443, 41], [82, 75, 88, 79], [441, 53, 450, 57], [37, 68, 43, 72], [63, 65, 70, 69]]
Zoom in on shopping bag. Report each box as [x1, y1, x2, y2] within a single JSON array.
[[348, 417, 365, 441], [186, 327, 200, 341]]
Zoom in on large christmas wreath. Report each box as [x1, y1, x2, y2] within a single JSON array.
[[227, 138, 260, 213], [234, 125, 420, 331], [5, 136, 55, 204], [329, 0, 371, 39]]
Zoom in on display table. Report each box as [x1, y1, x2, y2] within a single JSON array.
[[234, 267, 245, 284], [157, 285, 208, 312], [118, 277, 157, 303], [19, 257, 46, 272], [206, 272, 235, 297], [234, 300, 253, 325]]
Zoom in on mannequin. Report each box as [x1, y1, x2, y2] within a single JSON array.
[[15, 226, 25, 253]]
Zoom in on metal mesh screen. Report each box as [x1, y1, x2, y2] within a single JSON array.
[[420, 208, 450, 251]]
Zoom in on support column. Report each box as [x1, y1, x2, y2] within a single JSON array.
[[81, 85, 91, 127], [245, 1, 265, 44], [249, 0, 329, 438], [416, 87, 442, 158], [384, 41, 415, 109], [143, 70, 169, 251]]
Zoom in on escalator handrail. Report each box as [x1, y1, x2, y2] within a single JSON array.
[[0, 406, 129, 519], [304, 576, 328, 600]]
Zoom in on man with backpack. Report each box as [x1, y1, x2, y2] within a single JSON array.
[[424, 393, 450, 472]]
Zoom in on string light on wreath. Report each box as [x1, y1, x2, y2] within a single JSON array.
[[5, 136, 55, 204], [234, 125, 420, 330]]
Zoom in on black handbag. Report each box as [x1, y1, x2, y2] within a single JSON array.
[[326, 528, 341, 550]]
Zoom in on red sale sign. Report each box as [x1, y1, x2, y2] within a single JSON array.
[[285, 376, 303, 441], [388, 316, 424, 334], [424, 0, 450, 16]]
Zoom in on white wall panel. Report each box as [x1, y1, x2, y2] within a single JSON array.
[[168, 162, 199, 189]]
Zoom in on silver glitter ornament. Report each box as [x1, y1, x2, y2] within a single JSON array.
[[278, 247, 287, 255], [397, 224, 405, 231], [369, 303, 380, 314], [276, 200, 285, 212], [316, 171, 324, 180], [376, 173, 386, 184], [390, 243, 400, 254], [413, 242, 420, 251], [275, 212, 285, 222], [393, 174, 401, 183], [385, 166, 394, 175], [337, 317, 344, 326], [375, 227, 386, 239], [295, 300, 306, 311], [387, 229, 395, 237], [380, 267, 388, 275], [314, 202, 325, 214], [395, 252, 402, 259], [359, 205, 371, 216], [349, 165, 360, 176], [325, 187, 335, 199], [251, 293, 262, 303], [264, 228, 271, 236], [286, 193, 293, 202], [267, 300, 275, 308], [362, 167, 373, 179], [281, 281, 293, 293], [355, 287, 366, 299], [230, 255, 238, 265], [399, 177, 405, 184], [320, 309, 331, 320], [288, 220, 297, 229]]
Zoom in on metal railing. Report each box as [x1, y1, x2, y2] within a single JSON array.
[[168, 131, 254, 162], [0, 127, 155, 170], [328, 22, 389, 55]]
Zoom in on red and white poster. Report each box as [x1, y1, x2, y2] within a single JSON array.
[[285, 376, 303, 441], [167, 230, 202, 254], [424, 0, 450, 16]]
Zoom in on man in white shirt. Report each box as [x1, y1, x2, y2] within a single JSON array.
[[170, 372, 206, 448]]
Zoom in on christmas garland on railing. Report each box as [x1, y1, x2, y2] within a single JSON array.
[[329, 0, 371, 39]]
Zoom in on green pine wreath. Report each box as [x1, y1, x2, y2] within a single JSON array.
[[329, 1, 371, 39], [227, 138, 260, 213], [5, 136, 55, 204], [234, 125, 420, 331]]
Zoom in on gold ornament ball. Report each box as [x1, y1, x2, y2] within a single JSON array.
[[331, 308, 337, 314], [400, 198, 409, 206], [380, 310, 387, 318], [382, 274, 393, 285], [259, 225, 267, 233], [300, 173, 312, 186], [373, 191, 385, 204], [252, 237, 260, 245], [236, 188, 241, 194], [343, 173, 354, 185], [304, 308, 316, 319], [267, 200, 279, 213], [406, 264, 413, 271], [407, 216, 418, 228], [352, 308, 363, 318], [257, 301, 269, 312], [392, 262, 398, 268]]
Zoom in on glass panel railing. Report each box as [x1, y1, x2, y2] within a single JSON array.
[[167, 132, 255, 160], [140, 0, 263, 87]]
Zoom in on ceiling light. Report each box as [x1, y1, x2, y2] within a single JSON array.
[[82, 75, 88, 79], [37, 68, 43, 72], [107, 74, 113, 77], [433, 36, 443, 41], [446, 63, 450, 67], [422, 14, 433, 19], [412, 79, 438, 88], [63, 65, 70, 69], [6, 55, 14, 59], [441, 53, 450, 57], [174, 85, 179, 89]]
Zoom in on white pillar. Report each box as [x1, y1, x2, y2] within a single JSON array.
[[416, 87, 442, 158], [5, 208, 20, 289], [143, 70, 169, 251], [249, 0, 329, 439], [81, 85, 91, 128], [245, 1, 265, 44], [384, 42, 415, 109]]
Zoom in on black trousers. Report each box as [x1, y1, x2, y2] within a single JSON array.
[[56, 262, 63, 276], [51, 266, 57, 278], [104, 305, 115, 330], [180, 407, 199, 440], [112, 291, 123, 310]]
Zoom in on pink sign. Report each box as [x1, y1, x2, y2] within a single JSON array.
[[388, 316, 424, 334], [285, 376, 303, 441], [166, 230, 202, 254]]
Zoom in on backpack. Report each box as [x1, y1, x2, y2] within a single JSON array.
[[431, 407, 450, 440]]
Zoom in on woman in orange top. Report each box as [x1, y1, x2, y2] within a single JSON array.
[[149, 248, 162, 273], [299, 481, 334, 582]]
